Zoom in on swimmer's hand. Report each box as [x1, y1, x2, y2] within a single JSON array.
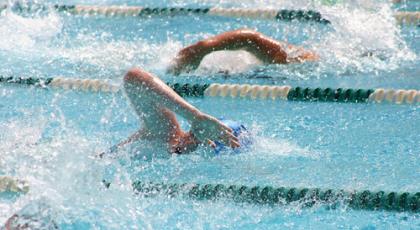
[[191, 114, 240, 148], [285, 47, 320, 63]]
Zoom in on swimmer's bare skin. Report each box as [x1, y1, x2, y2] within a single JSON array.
[[99, 68, 239, 157], [168, 29, 319, 75]]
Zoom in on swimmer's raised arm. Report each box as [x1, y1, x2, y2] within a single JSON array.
[[168, 29, 319, 75], [124, 68, 206, 121], [100, 68, 239, 157], [124, 68, 240, 148]]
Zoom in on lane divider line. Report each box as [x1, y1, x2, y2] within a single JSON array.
[[394, 12, 420, 25], [44, 5, 332, 24], [132, 181, 420, 213], [2, 4, 418, 25], [1, 76, 418, 104]]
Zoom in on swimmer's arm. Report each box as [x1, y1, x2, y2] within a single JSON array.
[[168, 29, 318, 74], [125, 69, 203, 122], [125, 69, 239, 147], [97, 129, 145, 158]]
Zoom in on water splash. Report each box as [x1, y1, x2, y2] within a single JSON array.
[[55, 34, 183, 78], [196, 50, 262, 75], [0, 0, 419, 228], [0, 7, 62, 52], [313, 3, 416, 75], [251, 136, 320, 158], [0, 114, 146, 227]]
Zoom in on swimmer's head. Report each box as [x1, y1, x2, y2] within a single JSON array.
[[213, 118, 253, 155]]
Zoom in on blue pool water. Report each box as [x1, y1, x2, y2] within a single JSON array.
[[0, 0, 419, 229]]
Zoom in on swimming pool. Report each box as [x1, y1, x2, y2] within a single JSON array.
[[0, 0, 419, 229]]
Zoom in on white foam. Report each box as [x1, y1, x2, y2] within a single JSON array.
[[0, 10, 62, 51], [312, 2, 416, 74], [196, 50, 263, 75], [0, 116, 137, 223], [54, 34, 183, 76], [251, 136, 321, 158]]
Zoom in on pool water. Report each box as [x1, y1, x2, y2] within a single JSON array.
[[0, 0, 419, 229]]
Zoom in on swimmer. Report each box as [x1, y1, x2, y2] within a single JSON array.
[[99, 67, 240, 157], [168, 29, 319, 75]]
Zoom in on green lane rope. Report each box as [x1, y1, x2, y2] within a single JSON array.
[[132, 181, 420, 213], [2, 4, 418, 25], [0, 76, 419, 104], [2, 4, 330, 24], [0, 76, 52, 86]]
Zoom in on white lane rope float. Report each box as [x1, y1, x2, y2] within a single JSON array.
[[1, 76, 419, 105], [394, 12, 420, 25]]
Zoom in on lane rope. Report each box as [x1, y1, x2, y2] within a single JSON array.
[[2, 4, 419, 25], [1, 4, 330, 24], [0, 176, 29, 194], [394, 12, 420, 25], [2, 175, 417, 213], [132, 181, 420, 213], [1, 76, 419, 104]]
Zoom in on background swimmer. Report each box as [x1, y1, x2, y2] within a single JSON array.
[[168, 29, 319, 75]]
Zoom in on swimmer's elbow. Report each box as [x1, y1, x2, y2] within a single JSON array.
[[124, 68, 142, 82], [194, 40, 216, 53], [195, 40, 209, 48], [124, 67, 155, 85]]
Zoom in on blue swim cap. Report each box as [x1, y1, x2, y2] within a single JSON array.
[[213, 118, 253, 155]]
